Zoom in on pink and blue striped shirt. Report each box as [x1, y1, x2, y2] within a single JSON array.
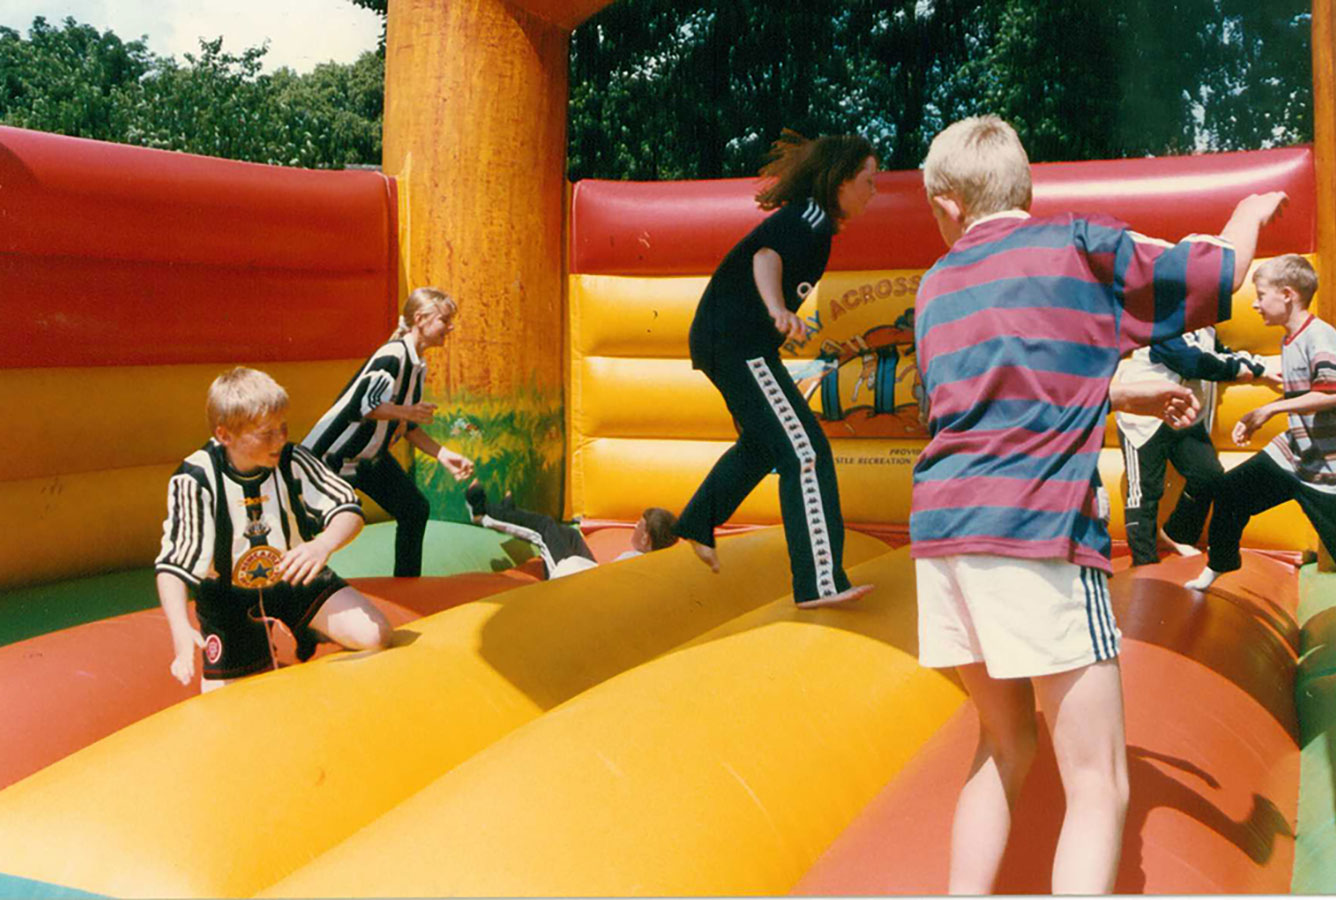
[[910, 211, 1235, 572]]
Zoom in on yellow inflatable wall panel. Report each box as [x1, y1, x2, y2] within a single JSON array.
[[573, 436, 920, 524], [574, 356, 733, 439], [570, 273, 706, 357], [0, 360, 362, 482], [0, 527, 887, 898], [0, 360, 390, 588], [261, 549, 966, 898]]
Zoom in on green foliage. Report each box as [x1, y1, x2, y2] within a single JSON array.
[[568, 0, 1313, 179], [0, 16, 382, 169]]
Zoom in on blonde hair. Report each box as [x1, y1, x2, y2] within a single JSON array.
[[393, 286, 457, 339], [207, 367, 289, 432], [1254, 254, 1319, 306], [923, 115, 1032, 220]]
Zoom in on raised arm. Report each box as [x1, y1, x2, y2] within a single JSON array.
[[1219, 192, 1289, 291]]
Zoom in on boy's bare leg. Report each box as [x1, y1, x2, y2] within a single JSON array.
[[686, 539, 720, 573], [200, 677, 235, 693], [1033, 659, 1129, 894], [948, 664, 1038, 894], [309, 587, 392, 651], [794, 583, 875, 609]]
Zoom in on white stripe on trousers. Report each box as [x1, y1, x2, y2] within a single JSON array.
[[746, 357, 838, 597], [1122, 432, 1143, 509]]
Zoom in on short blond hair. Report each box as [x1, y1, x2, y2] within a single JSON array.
[[392, 287, 458, 339], [207, 367, 289, 432], [1254, 254, 1319, 306], [923, 115, 1032, 220]]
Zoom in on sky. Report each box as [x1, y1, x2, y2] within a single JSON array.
[[2, 0, 382, 73]]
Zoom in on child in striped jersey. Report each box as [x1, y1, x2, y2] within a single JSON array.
[[912, 115, 1286, 894], [1113, 326, 1267, 565], [303, 287, 475, 577], [1187, 255, 1336, 591], [155, 368, 391, 693]]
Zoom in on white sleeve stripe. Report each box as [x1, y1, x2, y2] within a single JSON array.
[[292, 445, 359, 506], [161, 475, 206, 574], [154, 563, 201, 586], [323, 502, 366, 527]]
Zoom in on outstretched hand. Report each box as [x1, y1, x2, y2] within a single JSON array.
[[439, 449, 474, 481], [1109, 380, 1201, 429]]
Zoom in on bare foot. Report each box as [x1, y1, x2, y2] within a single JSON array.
[[1158, 528, 1201, 557], [1184, 567, 1221, 591], [687, 540, 720, 573], [795, 583, 874, 610]]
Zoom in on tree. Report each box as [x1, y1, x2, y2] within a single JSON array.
[[566, 0, 1313, 179], [0, 16, 383, 169]]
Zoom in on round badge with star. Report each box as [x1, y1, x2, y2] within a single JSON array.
[[233, 545, 283, 589]]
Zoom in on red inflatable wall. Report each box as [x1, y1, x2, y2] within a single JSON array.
[[0, 126, 397, 368], [570, 146, 1316, 276]]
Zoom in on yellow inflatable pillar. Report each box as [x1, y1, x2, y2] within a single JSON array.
[[382, 0, 605, 515]]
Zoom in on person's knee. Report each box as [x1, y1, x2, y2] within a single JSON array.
[[323, 598, 393, 651], [981, 715, 1038, 789]]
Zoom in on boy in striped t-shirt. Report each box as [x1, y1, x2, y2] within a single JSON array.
[[911, 115, 1286, 894], [1186, 255, 1336, 590]]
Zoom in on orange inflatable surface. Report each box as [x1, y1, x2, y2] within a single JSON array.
[[795, 552, 1300, 895]]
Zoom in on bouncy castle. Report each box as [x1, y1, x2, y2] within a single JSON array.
[[0, 0, 1334, 895]]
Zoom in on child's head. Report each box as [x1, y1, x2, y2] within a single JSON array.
[[632, 507, 679, 553], [1252, 254, 1318, 326], [923, 116, 1032, 245], [207, 367, 290, 472], [393, 287, 458, 347], [755, 130, 878, 227]]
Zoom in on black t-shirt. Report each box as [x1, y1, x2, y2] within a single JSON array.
[[688, 198, 835, 372]]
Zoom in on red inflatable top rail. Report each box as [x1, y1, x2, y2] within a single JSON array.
[[0, 126, 397, 369], [569, 146, 1315, 276]]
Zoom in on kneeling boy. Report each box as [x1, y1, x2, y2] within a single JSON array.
[[155, 367, 392, 692]]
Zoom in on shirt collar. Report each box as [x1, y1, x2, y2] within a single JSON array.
[[403, 336, 424, 367], [965, 209, 1031, 233]]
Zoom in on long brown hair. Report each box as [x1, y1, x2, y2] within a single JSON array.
[[754, 130, 876, 228]]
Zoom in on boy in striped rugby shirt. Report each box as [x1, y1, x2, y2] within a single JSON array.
[[155, 368, 391, 693], [911, 115, 1286, 893], [1186, 255, 1336, 591]]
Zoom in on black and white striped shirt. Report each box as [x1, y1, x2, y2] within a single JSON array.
[[302, 338, 427, 477], [155, 440, 362, 586]]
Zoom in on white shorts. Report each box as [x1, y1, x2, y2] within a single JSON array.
[[915, 554, 1120, 679]]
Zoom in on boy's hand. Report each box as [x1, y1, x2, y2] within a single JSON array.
[[276, 538, 333, 586], [438, 449, 474, 481], [1233, 405, 1274, 446], [1236, 191, 1288, 226], [170, 629, 205, 685], [770, 308, 806, 341], [1110, 380, 1201, 428], [404, 402, 437, 425]]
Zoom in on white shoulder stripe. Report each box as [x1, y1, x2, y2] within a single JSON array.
[[1181, 233, 1233, 248], [1128, 230, 1174, 249]]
